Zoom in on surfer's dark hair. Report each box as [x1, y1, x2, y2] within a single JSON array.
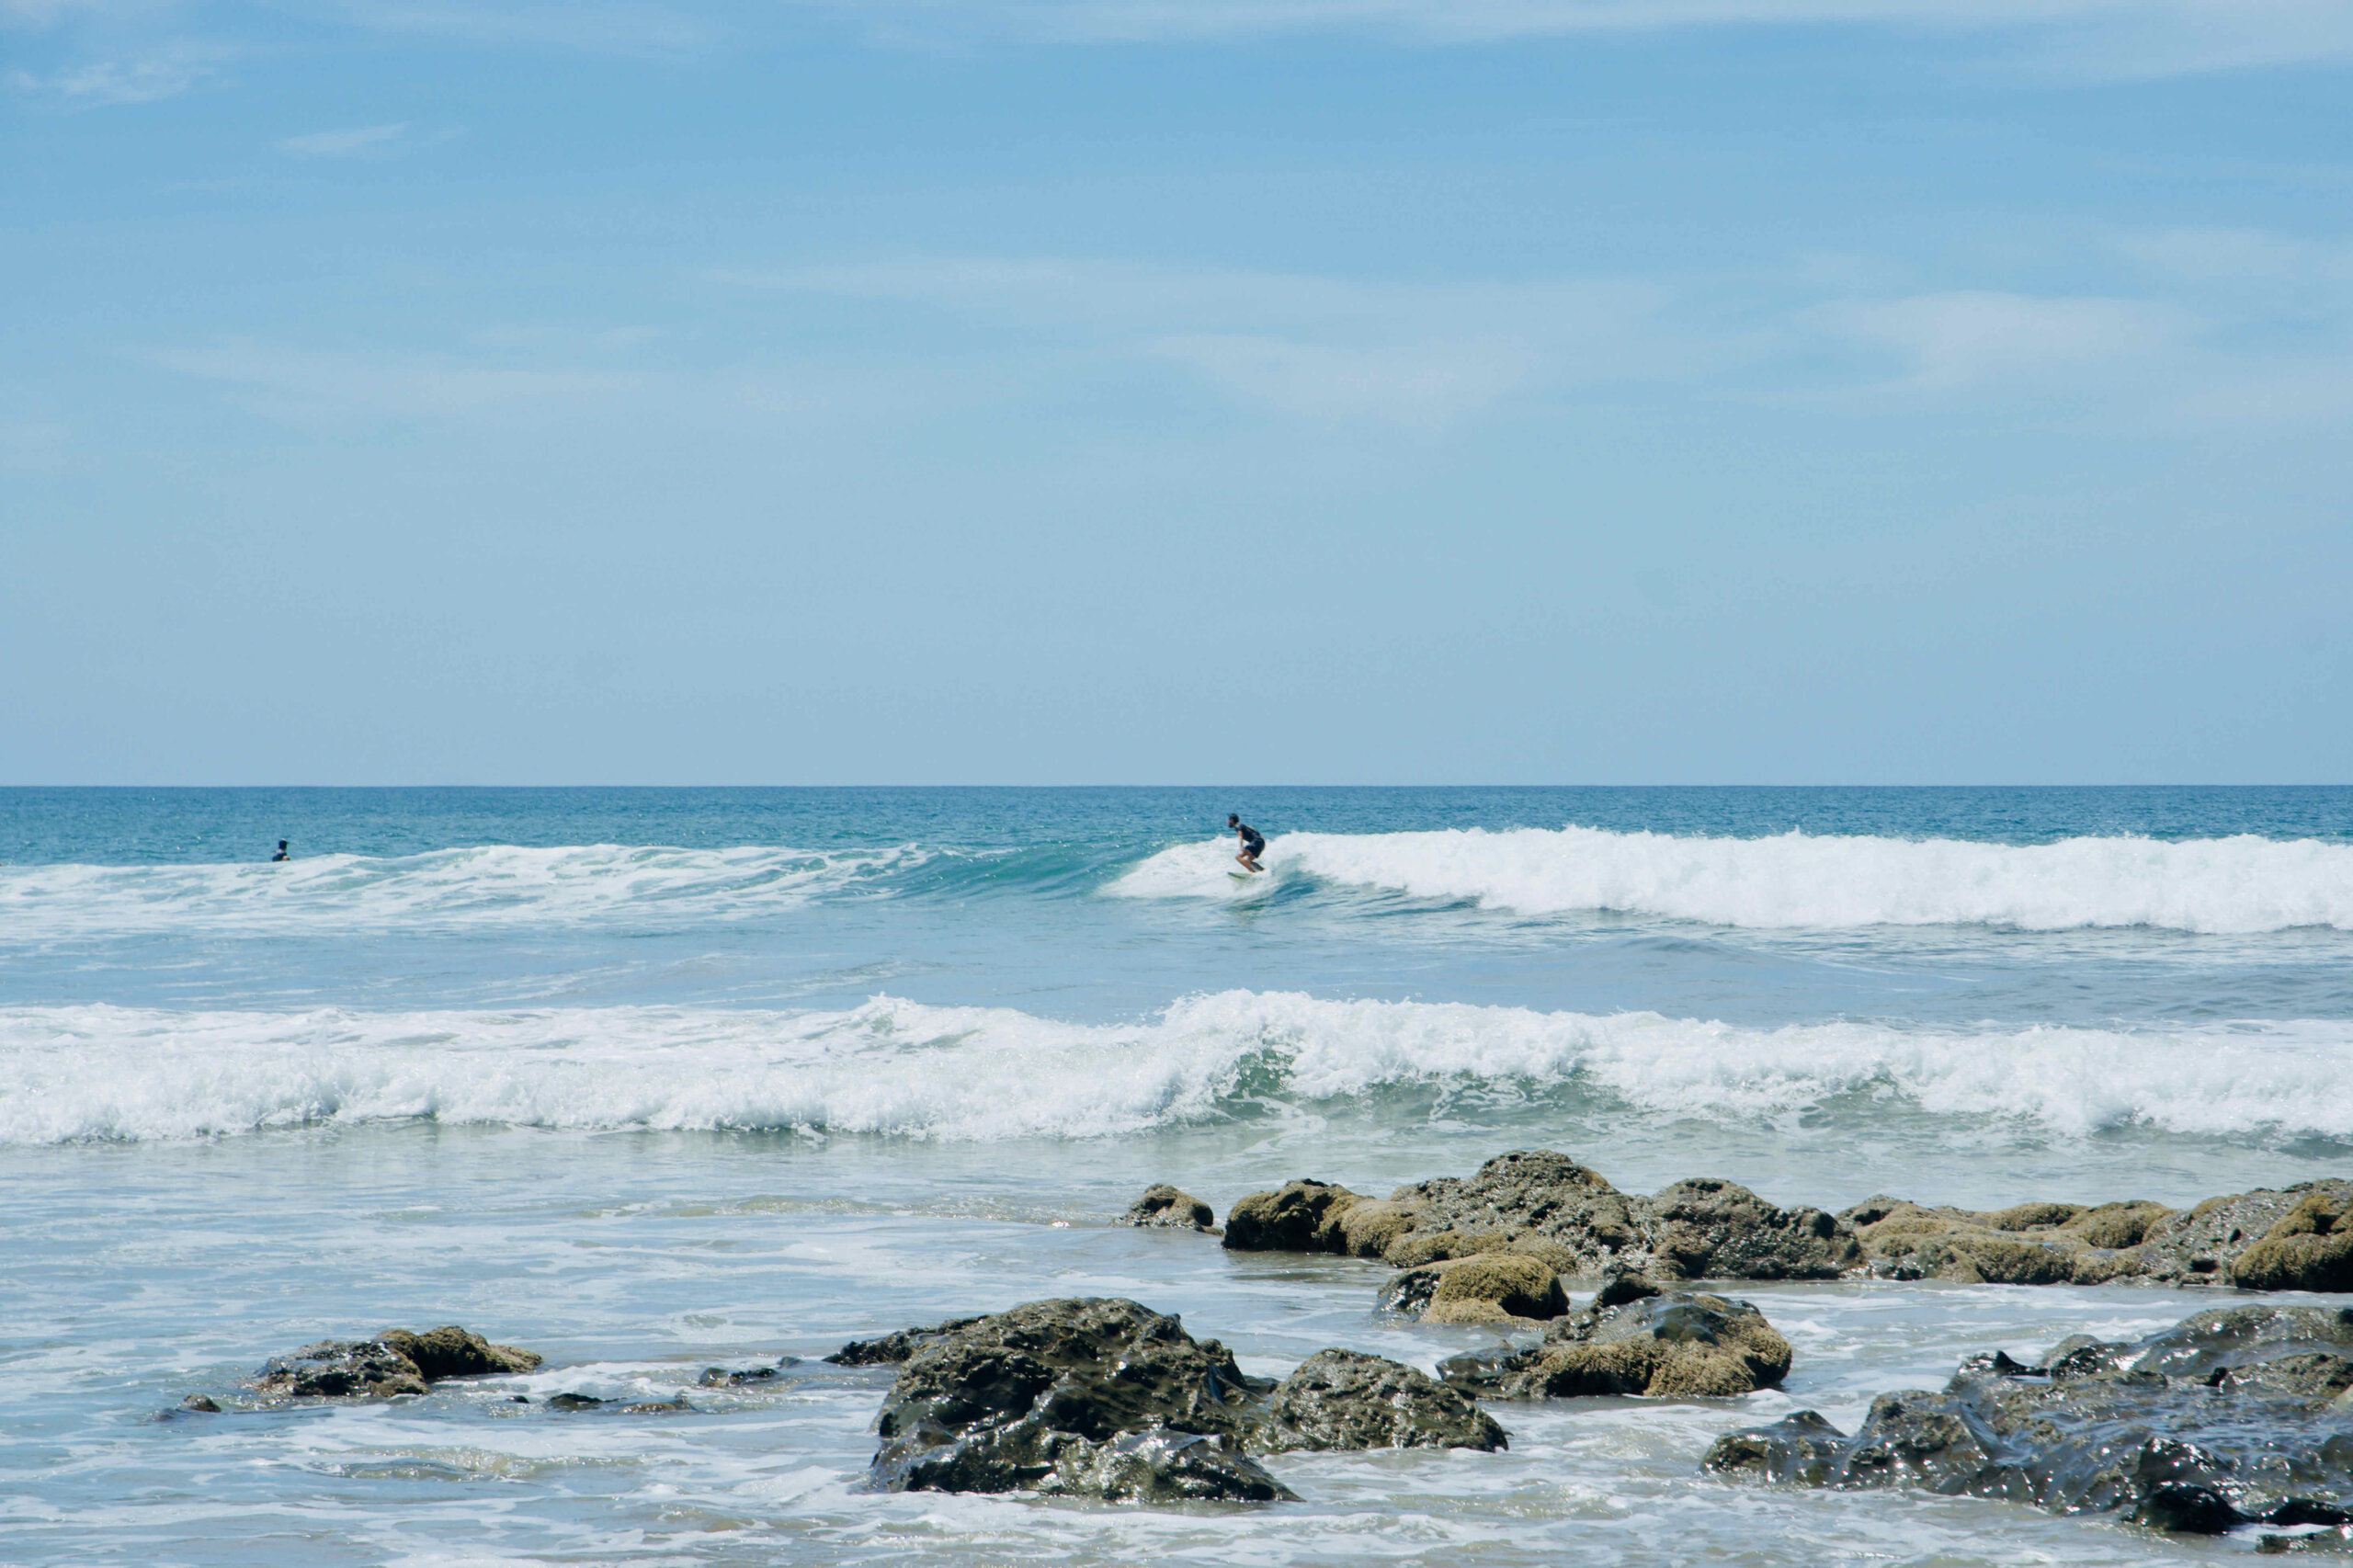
[[1227, 814, 1239, 824]]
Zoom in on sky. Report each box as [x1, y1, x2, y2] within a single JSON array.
[[2, 0, 2348, 785]]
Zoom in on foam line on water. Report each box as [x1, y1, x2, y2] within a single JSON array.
[[4, 993, 2348, 1146], [0, 843, 937, 936], [1109, 828, 2353, 933]]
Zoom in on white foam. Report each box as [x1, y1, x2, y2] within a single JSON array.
[[4, 992, 2348, 1146], [0, 843, 930, 937], [1110, 827, 2353, 933]]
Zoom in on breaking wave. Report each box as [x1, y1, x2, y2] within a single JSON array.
[[0, 843, 936, 937], [4, 991, 2347, 1146], [1110, 827, 2353, 933]]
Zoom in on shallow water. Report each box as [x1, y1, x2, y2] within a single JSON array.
[[4, 786, 2351, 1564]]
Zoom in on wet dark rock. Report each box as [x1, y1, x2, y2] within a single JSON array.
[[179, 1393, 222, 1414], [865, 1297, 1288, 1501], [255, 1340, 430, 1400], [620, 1393, 691, 1414], [1259, 1349, 1506, 1452], [1376, 1253, 1568, 1324], [548, 1392, 608, 1409], [250, 1326, 540, 1402], [1440, 1291, 1791, 1399], [1126, 1185, 1220, 1233], [825, 1318, 983, 1367], [699, 1364, 784, 1387], [1703, 1305, 2353, 1533]]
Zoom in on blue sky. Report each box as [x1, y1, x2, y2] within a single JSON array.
[[3, 1, 2348, 784]]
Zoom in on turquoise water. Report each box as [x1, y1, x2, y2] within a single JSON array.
[[5, 787, 2352, 1564]]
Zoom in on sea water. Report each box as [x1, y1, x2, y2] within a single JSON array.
[[3, 785, 2350, 1565]]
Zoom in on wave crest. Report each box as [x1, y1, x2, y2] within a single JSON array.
[[3, 992, 2347, 1146], [1110, 827, 2353, 933]]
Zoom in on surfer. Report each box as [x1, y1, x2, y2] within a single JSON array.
[[1227, 814, 1265, 873], [271, 840, 290, 862]]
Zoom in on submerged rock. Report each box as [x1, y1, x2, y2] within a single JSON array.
[[178, 1393, 222, 1414], [1260, 1349, 1506, 1452], [251, 1325, 540, 1401], [1126, 1185, 1221, 1233], [1704, 1304, 2353, 1533], [1439, 1291, 1792, 1399], [864, 1297, 1288, 1501], [1376, 1253, 1569, 1324]]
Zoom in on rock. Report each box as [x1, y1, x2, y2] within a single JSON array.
[[1376, 1253, 1568, 1324], [2234, 1189, 2353, 1292], [1125, 1185, 1220, 1233], [1043, 1426, 1291, 1503], [865, 1297, 1288, 1501], [548, 1392, 608, 1409], [699, 1365, 781, 1387], [179, 1393, 222, 1414], [377, 1325, 541, 1380], [1704, 1304, 2353, 1533], [1259, 1349, 1506, 1452], [1222, 1180, 1367, 1253], [824, 1317, 983, 1366], [1440, 1291, 1791, 1399], [254, 1340, 429, 1400], [620, 1393, 692, 1414], [250, 1325, 540, 1401], [1223, 1153, 1854, 1283]]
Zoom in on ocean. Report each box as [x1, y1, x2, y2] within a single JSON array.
[[5, 784, 2351, 1564]]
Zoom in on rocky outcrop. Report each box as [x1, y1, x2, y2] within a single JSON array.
[[1376, 1253, 1568, 1324], [1704, 1305, 2353, 1534], [1221, 1151, 2353, 1294], [1222, 1152, 1853, 1284], [1125, 1185, 1220, 1233], [854, 1298, 1520, 1501], [251, 1325, 540, 1401], [1440, 1291, 1791, 1399], [1259, 1349, 1506, 1451], [864, 1297, 1288, 1502], [1840, 1181, 2353, 1288]]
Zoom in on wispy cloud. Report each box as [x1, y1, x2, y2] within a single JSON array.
[[149, 340, 638, 421], [1815, 290, 2184, 390], [718, 258, 1687, 426], [278, 121, 410, 157], [6, 44, 223, 104], [772, 0, 2353, 76]]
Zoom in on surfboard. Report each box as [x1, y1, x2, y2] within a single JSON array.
[[1229, 870, 1258, 881]]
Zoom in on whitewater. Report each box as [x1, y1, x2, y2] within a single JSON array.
[[5, 786, 2351, 1568], [1114, 824, 2353, 932]]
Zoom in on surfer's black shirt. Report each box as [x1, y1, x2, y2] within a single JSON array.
[[1237, 824, 1265, 856]]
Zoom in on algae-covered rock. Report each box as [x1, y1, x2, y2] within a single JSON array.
[[1125, 1185, 1220, 1233], [1376, 1253, 1568, 1324], [1439, 1291, 1791, 1399], [1259, 1349, 1506, 1452], [378, 1325, 541, 1380], [1222, 1180, 1367, 1252], [1704, 1304, 2353, 1534], [864, 1297, 1288, 1501], [250, 1324, 540, 1402], [2234, 1189, 2353, 1292]]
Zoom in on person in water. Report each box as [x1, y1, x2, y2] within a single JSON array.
[[271, 840, 290, 862], [1227, 814, 1265, 873]]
